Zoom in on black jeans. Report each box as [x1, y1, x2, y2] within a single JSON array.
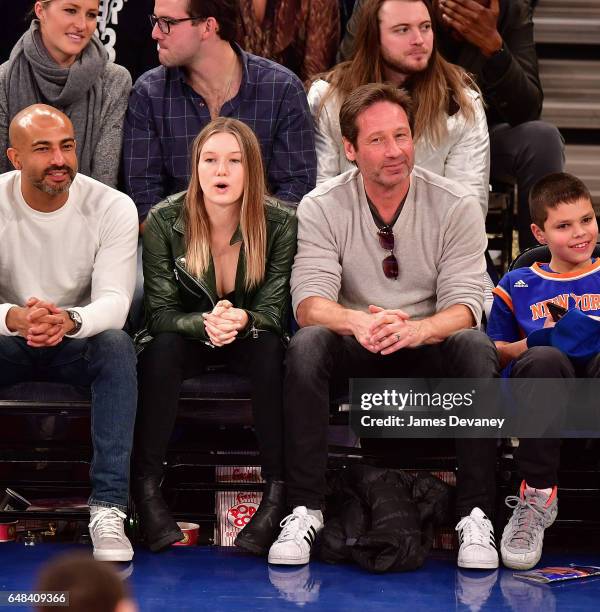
[[459, 346, 600, 516], [282, 327, 499, 511], [133, 331, 285, 480], [510, 346, 600, 489], [489, 120, 565, 251]]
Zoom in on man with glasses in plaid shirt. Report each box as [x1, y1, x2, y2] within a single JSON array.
[[123, 0, 316, 225], [266, 83, 499, 568]]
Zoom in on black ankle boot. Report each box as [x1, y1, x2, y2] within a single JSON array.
[[133, 476, 183, 552], [234, 480, 287, 555]]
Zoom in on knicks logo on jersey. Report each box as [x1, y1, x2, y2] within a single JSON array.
[[530, 293, 600, 320]]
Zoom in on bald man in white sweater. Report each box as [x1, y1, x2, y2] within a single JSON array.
[[267, 84, 500, 569], [0, 105, 138, 562]]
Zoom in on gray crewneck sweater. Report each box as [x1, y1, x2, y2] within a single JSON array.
[[291, 166, 486, 323]]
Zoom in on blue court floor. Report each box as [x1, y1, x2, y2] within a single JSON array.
[[1, 543, 599, 611]]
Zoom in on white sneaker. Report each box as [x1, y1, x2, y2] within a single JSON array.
[[455, 507, 499, 569], [268, 565, 321, 605], [501, 481, 557, 570], [268, 506, 323, 565], [455, 569, 498, 611], [89, 506, 134, 562]]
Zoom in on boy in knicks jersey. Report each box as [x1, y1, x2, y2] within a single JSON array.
[[486, 172, 599, 570]]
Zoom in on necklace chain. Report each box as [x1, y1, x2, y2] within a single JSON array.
[[210, 55, 237, 119]]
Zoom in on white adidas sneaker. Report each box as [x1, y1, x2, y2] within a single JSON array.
[[455, 507, 499, 569], [268, 506, 323, 566]]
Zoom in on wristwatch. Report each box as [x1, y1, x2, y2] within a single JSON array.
[[488, 41, 508, 62], [65, 309, 83, 336]]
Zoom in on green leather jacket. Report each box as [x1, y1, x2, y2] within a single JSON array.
[[139, 192, 297, 347]]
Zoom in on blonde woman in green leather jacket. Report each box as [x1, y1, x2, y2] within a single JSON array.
[[132, 117, 297, 554]]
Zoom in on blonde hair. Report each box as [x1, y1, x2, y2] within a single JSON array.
[[33, 0, 100, 11], [184, 118, 267, 289], [318, 0, 479, 145]]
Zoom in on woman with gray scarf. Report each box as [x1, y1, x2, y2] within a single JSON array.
[[0, 0, 131, 187]]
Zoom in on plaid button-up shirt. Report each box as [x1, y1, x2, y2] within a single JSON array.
[[123, 45, 317, 221]]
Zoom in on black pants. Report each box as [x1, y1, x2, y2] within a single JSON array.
[[490, 120, 565, 251], [510, 346, 600, 489], [133, 331, 285, 480], [282, 327, 499, 511], [461, 346, 600, 516]]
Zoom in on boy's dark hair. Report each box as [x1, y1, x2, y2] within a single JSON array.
[[187, 0, 239, 43], [529, 172, 593, 228], [35, 553, 129, 612], [339, 83, 414, 148]]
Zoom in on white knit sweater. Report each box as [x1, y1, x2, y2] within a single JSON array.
[[0, 171, 138, 338]]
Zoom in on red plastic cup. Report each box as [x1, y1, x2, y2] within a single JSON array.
[[0, 520, 18, 542], [173, 522, 200, 546]]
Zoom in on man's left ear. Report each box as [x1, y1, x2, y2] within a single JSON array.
[[6, 148, 21, 170], [204, 17, 218, 37]]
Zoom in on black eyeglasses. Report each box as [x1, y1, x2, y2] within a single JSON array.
[[149, 14, 203, 35], [377, 227, 399, 279]]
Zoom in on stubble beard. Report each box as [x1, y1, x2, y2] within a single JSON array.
[[372, 162, 412, 190], [31, 167, 76, 196], [32, 179, 73, 196]]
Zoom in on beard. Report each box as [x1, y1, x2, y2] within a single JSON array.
[[381, 51, 431, 80], [31, 165, 76, 195]]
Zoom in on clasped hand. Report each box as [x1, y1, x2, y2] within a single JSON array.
[[353, 305, 425, 355], [7, 297, 73, 348], [203, 300, 249, 347]]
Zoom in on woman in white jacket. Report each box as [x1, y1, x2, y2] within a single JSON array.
[[308, 0, 490, 216]]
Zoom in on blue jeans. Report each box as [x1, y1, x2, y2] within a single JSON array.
[[0, 330, 137, 511]]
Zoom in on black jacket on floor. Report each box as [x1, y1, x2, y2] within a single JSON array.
[[320, 465, 450, 573]]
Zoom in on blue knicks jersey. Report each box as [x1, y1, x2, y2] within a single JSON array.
[[487, 259, 600, 343]]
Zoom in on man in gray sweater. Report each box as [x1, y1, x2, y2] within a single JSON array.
[[267, 84, 500, 569]]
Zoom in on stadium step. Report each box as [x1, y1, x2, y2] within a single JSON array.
[[565, 144, 600, 208], [540, 59, 600, 130], [534, 0, 600, 45]]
